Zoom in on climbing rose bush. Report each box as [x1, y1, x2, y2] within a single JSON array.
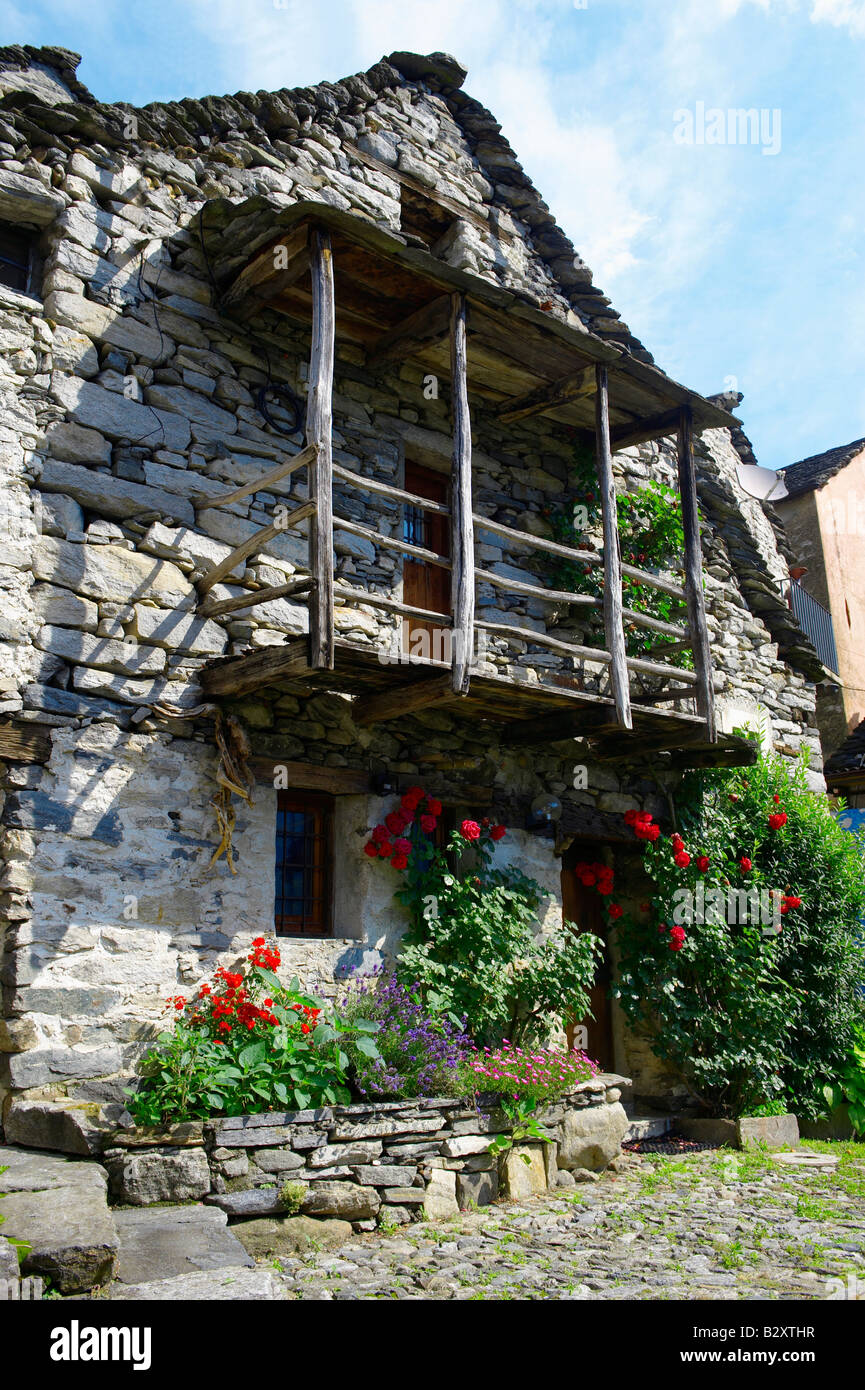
[[127, 938, 380, 1124], [609, 751, 865, 1119], [363, 796, 601, 1047]]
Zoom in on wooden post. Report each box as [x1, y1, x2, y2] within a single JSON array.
[[307, 227, 335, 670], [595, 364, 632, 730], [676, 407, 716, 740], [450, 293, 474, 695]]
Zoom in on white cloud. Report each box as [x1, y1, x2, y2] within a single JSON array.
[[809, 0, 865, 35]]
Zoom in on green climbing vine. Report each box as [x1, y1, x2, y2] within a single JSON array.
[[541, 443, 691, 663]]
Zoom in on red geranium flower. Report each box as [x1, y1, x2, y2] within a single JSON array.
[[773, 794, 781, 804], [768, 812, 788, 830], [460, 820, 481, 842]]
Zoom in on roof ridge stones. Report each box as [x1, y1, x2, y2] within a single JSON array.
[[0, 44, 653, 362], [782, 436, 865, 499]]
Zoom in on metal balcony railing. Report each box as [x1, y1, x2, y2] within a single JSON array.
[[786, 579, 839, 675]]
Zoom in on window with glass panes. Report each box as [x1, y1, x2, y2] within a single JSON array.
[[274, 792, 333, 936]]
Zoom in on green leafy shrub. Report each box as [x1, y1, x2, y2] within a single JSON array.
[[391, 814, 602, 1047], [823, 1025, 865, 1134], [613, 751, 865, 1118], [126, 937, 380, 1124]]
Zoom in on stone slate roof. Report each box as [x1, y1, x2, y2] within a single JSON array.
[[782, 437, 865, 499], [825, 717, 865, 783], [0, 43, 655, 363]]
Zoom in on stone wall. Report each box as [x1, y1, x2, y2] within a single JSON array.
[[0, 46, 823, 1110], [5, 1078, 630, 1231]]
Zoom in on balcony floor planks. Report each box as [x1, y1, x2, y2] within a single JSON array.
[[199, 635, 709, 747]]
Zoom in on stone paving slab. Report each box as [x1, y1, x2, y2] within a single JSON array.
[[112, 1205, 255, 1284], [0, 1145, 117, 1294], [107, 1267, 283, 1300]]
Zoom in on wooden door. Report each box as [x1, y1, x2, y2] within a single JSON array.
[[561, 843, 616, 1072], [402, 460, 451, 659]]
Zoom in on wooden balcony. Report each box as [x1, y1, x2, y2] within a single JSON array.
[[192, 202, 747, 760]]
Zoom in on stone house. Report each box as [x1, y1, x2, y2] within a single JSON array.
[[775, 437, 865, 768], [0, 44, 827, 1119]]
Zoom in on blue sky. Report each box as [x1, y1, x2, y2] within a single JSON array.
[[3, 0, 863, 470]]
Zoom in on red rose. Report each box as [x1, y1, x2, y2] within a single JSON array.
[[460, 820, 481, 842], [780, 901, 790, 915], [669, 926, 686, 951], [773, 794, 781, 804], [386, 810, 409, 835], [363, 842, 379, 858], [674, 851, 691, 868], [642, 824, 661, 842], [739, 856, 752, 872], [624, 809, 639, 826], [378, 841, 393, 858], [608, 903, 623, 919], [696, 855, 710, 873], [671, 834, 684, 851], [391, 854, 409, 870], [427, 799, 443, 817], [768, 812, 787, 830], [420, 815, 437, 833], [636, 811, 653, 825], [394, 837, 412, 855], [490, 825, 506, 841], [371, 824, 389, 843]]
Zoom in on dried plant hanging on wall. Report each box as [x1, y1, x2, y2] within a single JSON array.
[[151, 702, 254, 873]]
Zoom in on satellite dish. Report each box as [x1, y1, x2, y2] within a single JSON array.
[[736, 464, 788, 502]]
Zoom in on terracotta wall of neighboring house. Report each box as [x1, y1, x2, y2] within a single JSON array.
[[778, 447, 865, 758]]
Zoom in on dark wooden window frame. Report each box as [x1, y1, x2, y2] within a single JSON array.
[[0, 225, 36, 295], [274, 789, 334, 938]]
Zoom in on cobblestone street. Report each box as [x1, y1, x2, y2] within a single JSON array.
[[275, 1144, 865, 1301]]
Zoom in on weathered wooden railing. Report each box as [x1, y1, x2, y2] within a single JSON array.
[[188, 226, 715, 739]]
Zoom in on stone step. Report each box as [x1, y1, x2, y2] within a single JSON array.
[[107, 1267, 284, 1300], [0, 1145, 117, 1294], [111, 1204, 255, 1285], [624, 1116, 673, 1142]]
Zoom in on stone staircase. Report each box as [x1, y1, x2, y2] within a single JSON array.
[[0, 1145, 281, 1299], [623, 1111, 673, 1144]]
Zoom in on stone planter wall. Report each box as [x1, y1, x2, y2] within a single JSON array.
[[7, 1077, 629, 1230]]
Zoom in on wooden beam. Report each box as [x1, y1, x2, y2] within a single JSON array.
[[193, 443, 317, 512], [220, 225, 310, 318], [495, 368, 595, 425], [368, 294, 451, 366], [666, 737, 758, 770], [307, 227, 335, 671], [353, 674, 459, 726], [677, 407, 716, 740], [199, 577, 313, 618], [197, 501, 315, 595], [476, 619, 612, 663], [333, 583, 453, 625], [595, 364, 632, 730], [450, 293, 474, 696], [472, 512, 601, 568], [0, 723, 52, 763], [332, 515, 452, 570], [332, 464, 450, 517], [247, 758, 371, 793], [611, 407, 682, 452], [498, 706, 618, 747], [199, 639, 312, 699]]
